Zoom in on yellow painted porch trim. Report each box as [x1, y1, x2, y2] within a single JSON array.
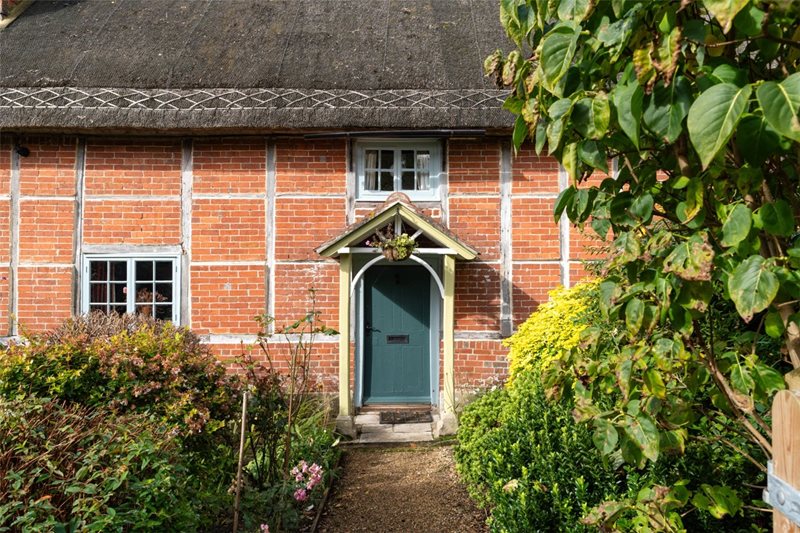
[[337, 254, 352, 417], [442, 254, 456, 414], [317, 202, 478, 260]]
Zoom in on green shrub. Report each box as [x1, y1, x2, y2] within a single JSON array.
[[458, 282, 769, 532], [503, 281, 599, 381], [0, 313, 239, 529], [0, 397, 197, 532], [0, 312, 239, 436], [456, 374, 624, 532]]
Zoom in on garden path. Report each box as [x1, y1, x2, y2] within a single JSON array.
[[316, 444, 487, 533]]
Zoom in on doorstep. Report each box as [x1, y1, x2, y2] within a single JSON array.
[[351, 409, 439, 444]]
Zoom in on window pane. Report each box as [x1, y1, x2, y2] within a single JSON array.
[[365, 149, 378, 169], [155, 305, 172, 321], [136, 261, 153, 281], [112, 305, 127, 315], [90, 261, 108, 282], [89, 283, 107, 304], [90, 304, 107, 313], [365, 170, 378, 191], [135, 283, 153, 303], [155, 283, 172, 302], [401, 171, 415, 190], [380, 171, 393, 191], [155, 261, 172, 281], [400, 150, 414, 169], [111, 261, 127, 281], [417, 151, 430, 190], [111, 283, 127, 304], [379, 150, 394, 169]]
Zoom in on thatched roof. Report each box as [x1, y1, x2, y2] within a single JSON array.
[[0, 0, 512, 132]]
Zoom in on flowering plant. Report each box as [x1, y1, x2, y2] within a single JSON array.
[[290, 460, 324, 502]]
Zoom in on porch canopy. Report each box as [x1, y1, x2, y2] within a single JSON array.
[[316, 194, 477, 421]]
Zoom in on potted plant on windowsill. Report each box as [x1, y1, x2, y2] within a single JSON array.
[[367, 230, 417, 261]]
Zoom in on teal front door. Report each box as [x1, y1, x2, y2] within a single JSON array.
[[363, 266, 431, 404]]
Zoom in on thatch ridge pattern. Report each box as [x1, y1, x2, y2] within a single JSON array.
[[1, 87, 508, 111]]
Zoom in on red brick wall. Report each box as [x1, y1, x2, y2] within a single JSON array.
[[448, 140, 500, 195], [17, 266, 72, 331], [85, 140, 181, 196], [512, 197, 559, 260], [192, 199, 265, 261], [512, 263, 562, 326], [191, 265, 266, 334], [275, 140, 346, 194], [19, 137, 76, 196], [453, 340, 507, 391], [454, 262, 501, 331], [0, 133, 595, 395], [19, 200, 74, 263], [194, 139, 265, 194], [83, 200, 181, 244], [512, 147, 560, 194]]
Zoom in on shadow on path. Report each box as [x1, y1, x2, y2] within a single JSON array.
[[317, 444, 488, 533]]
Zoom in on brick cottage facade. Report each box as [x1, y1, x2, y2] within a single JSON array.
[[0, 0, 598, 434]]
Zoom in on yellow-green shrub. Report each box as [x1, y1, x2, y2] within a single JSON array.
[[503, 280, 599, 382]]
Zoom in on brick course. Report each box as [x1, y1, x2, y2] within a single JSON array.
[[19, 200, 74, 263], [83, 200, 181, 244], [19, 138, 76, 196], [17, 266, 72, 331], [191, 264, 266, 334], [85, 140, 181, 196], [192, 198, 265, 262], [193, 139, 266, 194]]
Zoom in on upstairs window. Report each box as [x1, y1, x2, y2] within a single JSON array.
[[83, 256, 180, 323], [355, 140, 442, 201]]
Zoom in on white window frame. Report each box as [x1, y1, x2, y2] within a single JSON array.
[[81, 254, 181, 324], [355, 139, 443, 201]]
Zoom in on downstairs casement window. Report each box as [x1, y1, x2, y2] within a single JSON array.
[[355, 140, 443, 201], [82, 256, 180, 323]]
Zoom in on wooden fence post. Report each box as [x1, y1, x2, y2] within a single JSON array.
[[772, 388, 800, 533]]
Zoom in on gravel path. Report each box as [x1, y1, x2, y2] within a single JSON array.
[[317, 444, 488, 533]]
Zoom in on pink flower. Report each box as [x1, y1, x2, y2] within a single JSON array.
[[293, 488, 308, 502], [260, 525, 270, 533]]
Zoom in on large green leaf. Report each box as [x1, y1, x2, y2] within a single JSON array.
[[757, 73, 800, 142], [562, 142, 580, 182], [702, 0, 750, 33], [688, 83, 752, 169], [720, 203, 752, 247], [728, 255, 779, 322], [572, 96, 611, 140], [540, 22, 580, 95], [692, 484, 743, 519], [626, 297, 644, 335], [592, 419, 619, 455], [557, 0, 592, 22], [625, 413, 659, 462], [754, 200, 795, 237], [736, 115, 783, 165], [554, 186, 576, 221], [512, 115, 528, 152], [663, 234, 714, 281], [578, 140, 608, 172], [643, 76, 692, 143], [643, 369, 667, 399], [730, 364, 754, 394], [613, 81, 644, 148]]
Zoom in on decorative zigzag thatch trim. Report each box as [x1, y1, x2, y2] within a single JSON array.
[[1, 87, 508, 111]]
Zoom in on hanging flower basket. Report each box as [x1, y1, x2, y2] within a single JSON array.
[[367, 230, 417, 262]]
